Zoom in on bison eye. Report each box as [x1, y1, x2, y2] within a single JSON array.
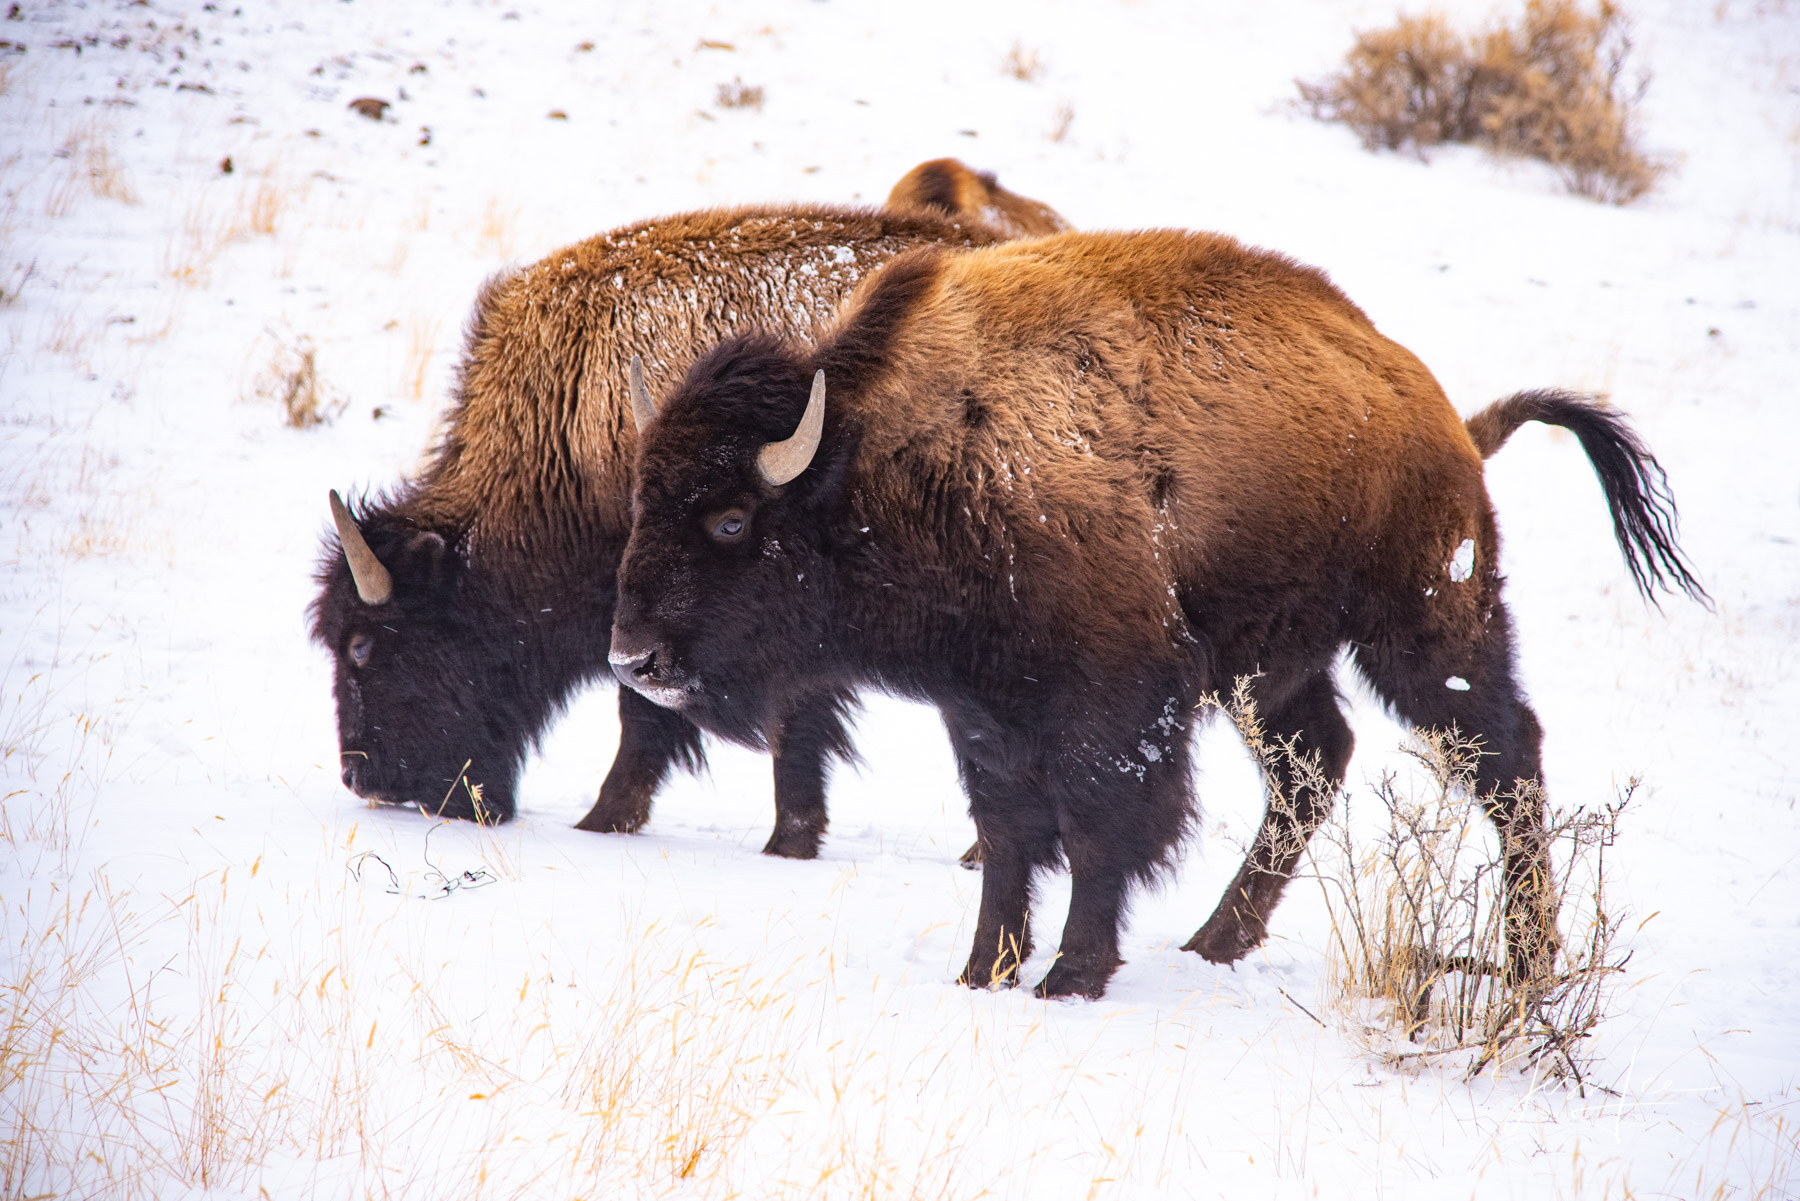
[[709, 508, 749, 543], [348, 633, 374, 667]]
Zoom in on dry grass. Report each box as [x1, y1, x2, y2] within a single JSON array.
[[0, 854, 813, 1198], [0, 657, 109, 865], [241, 171, 283, 236], [161, 169, 297, 286], [45, 124, 138, 217], [1298, 1, 1667, 203], [563, 930, 801, 1187], [1003, 41, 1044, 82], [714, 77, 764, 111], [392, 314, 442, 403], [251, 331, 344, 428], [478, 197, 520, 261], [1211, 677, 1632, 1093], [1049, 102, 1075, 143]]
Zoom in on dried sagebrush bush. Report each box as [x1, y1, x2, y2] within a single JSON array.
[[1299, 1, 1666, 203]]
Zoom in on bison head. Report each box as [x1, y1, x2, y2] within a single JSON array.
[[311, 491, 527, 822], [612, 342, 845, 747]]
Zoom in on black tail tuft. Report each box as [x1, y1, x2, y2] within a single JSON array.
[[1465, 389, 1709, 607]]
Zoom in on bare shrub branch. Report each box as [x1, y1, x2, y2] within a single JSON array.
[[1211, 679, 1633, 1092]]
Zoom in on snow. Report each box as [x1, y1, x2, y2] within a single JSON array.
[[1450, 537, 1476, 583], [2, 0, 1797, 1198]]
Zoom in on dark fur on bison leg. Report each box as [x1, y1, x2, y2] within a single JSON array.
[[959, 835, 1034, 989], [761, 692, 855, 859], [1034, 823, 1136, 999], [1034, 870, 1127, 1000], [1185, 673, 1354, 964], [955, 759, 1054, 990], [1353, 598, 1560, 985], [575, 687, 706, 833]]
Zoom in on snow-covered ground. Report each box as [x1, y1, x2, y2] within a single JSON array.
[[3, 0, 1797, 1196]]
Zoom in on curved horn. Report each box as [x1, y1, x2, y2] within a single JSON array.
[[758, 370, 826, 487], [629, 355, 657, 433], [329, 489, 394, 606]]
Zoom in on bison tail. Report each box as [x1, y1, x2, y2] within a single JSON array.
[[1466, 389, 1710, 606]]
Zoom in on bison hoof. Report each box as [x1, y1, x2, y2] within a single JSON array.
[[573, 792, 650, 834], [761, 819, 824, 860], [957, 960, 1021, 991], [957, 840, 983, 870], [1033, 955, 1119, 1000], [1181, 909, 1264, 965]]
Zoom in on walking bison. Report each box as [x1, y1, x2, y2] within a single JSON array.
[[312, 163, 1067, 856], [611, 230, 1703, 998]]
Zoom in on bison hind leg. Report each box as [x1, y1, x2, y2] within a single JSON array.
[[1184, 670, 1354, 964], [1350, 598, 1560, 983]]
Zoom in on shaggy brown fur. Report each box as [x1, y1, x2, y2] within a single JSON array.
[[312, 173, 1070, 852], [615, 229, 1699, 998], [886, 158, 1071, 239]]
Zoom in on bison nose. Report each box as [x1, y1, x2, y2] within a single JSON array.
[[609, 644, 658, 688], [341, 763, 355, 788], [609, 627, 673, 690]]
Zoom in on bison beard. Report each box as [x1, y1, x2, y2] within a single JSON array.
[[614, 231, 1703, 1000], [309, 174, 1067, 845]]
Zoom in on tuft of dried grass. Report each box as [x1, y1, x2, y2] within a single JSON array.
[[1212, 677, 1632, 1093], [714, 77, 764, 111], [1049, 102, 1075, 143], [45, 125, 138, 216], [563, 929, 800, 1188], [397, 315, 441, 402], [1003, 41, 1044, 82], [1299, 1, 1667, 203], [478, 196, 519, 261], [252, 332, 344, 428]]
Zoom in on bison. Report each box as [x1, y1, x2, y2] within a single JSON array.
[[611, 229, 1703, 999], [312, 162, 1067, 857]]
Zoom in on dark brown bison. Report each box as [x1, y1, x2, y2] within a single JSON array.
[[312, 165, 1068, 856], [611, 230, 1702, 999]]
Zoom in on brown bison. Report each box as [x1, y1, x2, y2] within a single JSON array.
[[612, 229, 1702, 999], [312, 163, 1068, 856]]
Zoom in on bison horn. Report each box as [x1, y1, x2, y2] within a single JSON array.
[[758, 370, 826, 487], [629, 355, 657, 433], [329, 489, 394, 606]]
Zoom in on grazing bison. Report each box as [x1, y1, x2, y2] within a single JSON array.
[[611, 230, 1702, 999], [312, 165, 1068, 855]]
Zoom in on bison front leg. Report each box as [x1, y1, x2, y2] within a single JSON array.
[[575, 686, 706, 833], [959, 828, 1035, 989], [762, 692, 853, 859], [953, 756, 1054, 989], [1034, 858, 1127, 1000]]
